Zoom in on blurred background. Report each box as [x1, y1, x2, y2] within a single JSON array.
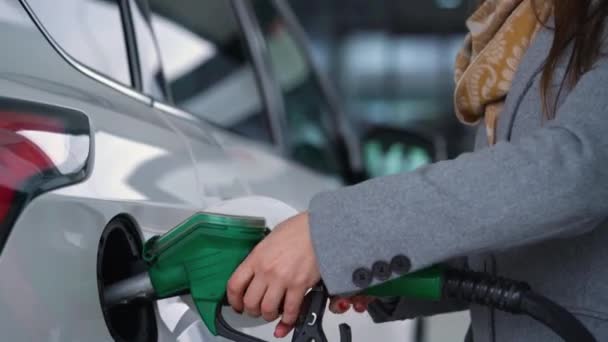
[[291, 0, 478, 160]]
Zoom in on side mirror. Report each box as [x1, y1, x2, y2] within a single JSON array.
[[361, 126, 446, 179]]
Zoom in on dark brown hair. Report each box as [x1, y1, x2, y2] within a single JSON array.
[[538, 0, 608, 118], [477, 0, 608, 118]]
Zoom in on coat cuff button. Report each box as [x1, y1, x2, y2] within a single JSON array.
[[352, 268, 373, 288], [390, 255, 412, 275], [372, 261, 391, 281]]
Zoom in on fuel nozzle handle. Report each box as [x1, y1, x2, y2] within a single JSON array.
[[104, 212, 268, 340], [362, 266, 445, 300], [143, 213, 268, 337]]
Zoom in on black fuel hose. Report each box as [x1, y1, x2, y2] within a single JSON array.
[[442, 269, 596, 342], [520, 291, 596, 342]]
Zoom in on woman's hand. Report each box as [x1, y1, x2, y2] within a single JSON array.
[[329, 296, 375, 314], [227, 212, 321, 338]]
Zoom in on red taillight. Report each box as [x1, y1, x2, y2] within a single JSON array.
[[0, 98, 91, 253], [0, 129, 53, 220]]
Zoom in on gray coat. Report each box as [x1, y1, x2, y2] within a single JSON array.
[[308, 23, 608, 342]]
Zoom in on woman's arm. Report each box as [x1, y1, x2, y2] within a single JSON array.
[[309, 54, 608, 295]]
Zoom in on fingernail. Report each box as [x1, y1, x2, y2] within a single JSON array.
[[338, 301, 349, 311], [274, 326, 286, 338]]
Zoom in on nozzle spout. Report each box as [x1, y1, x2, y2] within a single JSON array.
[[104, 272, 156, 308]]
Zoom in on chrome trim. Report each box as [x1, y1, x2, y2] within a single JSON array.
[[232, 0, 289, 154], [152, 101, 199, 122], [18, 0, 152, 105]]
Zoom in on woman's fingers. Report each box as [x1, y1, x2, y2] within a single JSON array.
[[281, 287, 307, 326], [261, 285, 285, 322], [242, 277, 268, 317], [353, 299, 367, 313], [352, 296, 374, 312], [274, 321, 293, 338], [329, 296, 375, 314], [352, 296, 370, 313], [226, 212, 321, 331], [329, 297, 351, 314], [273, 287, 306, 338], [227, 262, 254, 313]]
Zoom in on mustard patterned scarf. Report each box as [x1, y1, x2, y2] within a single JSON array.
[[454, 0, 552, 145]]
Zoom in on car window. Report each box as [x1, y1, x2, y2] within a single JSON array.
[[252, 3, 341, 175], [27, 0, 132, 86], [130, 0, 169, 100], [148, 0, 273, 144]]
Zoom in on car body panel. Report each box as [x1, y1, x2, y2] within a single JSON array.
[[0, 193, 200, 341], [203, 128, 341, 211]]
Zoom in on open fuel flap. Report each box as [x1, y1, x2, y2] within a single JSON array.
[[97, 215, 157, 342]]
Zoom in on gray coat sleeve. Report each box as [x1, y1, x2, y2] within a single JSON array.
[[308, 54, 608, 296]]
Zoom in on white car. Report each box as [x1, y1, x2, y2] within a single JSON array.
[[0, 0, 448, 341]]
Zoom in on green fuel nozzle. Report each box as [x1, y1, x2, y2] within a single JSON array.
[[362, 266, 444, 300], [103, 212, 268, 338], [144, 213, 267, 336]]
